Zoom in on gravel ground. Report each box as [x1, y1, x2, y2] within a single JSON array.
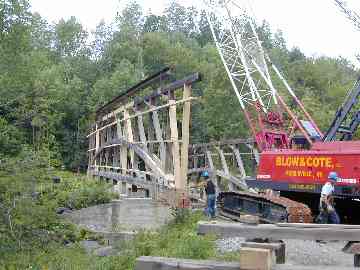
[[216, 237, 355, 268]]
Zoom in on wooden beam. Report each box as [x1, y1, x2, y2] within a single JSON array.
[[137, 115, 148, 152], [152, 110, 166, 170], [135, 256, 240, 270], [206, 151, 214, 171], [169, 99, 182, 190], [180, 84, 192, 187], [229, 145, 246, 178], [94, 124, 100, 170], [246, 143, 260, 164], [117, 119, 128, 175], [215, 147, 230, 175], [124, 109, 135, 168], [197, 221, 360, 241], [134, 256, 355, 270], [134, 72, 201, 109], [190, 138, 254, 149], [96, 67, 171, 118], [91, 165, 155, 177], [87, 97, 197, 138]]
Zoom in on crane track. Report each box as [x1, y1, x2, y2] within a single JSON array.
[[217, 191, 313, 223]]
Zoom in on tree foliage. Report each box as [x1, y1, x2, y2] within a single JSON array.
[[0, 0, 358, 166]]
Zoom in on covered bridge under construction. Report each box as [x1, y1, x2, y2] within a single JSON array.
[[87, 67, 257, 205]]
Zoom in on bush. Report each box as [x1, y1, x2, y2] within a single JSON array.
[[131, 210, 216, 260], [39, 171, 118, 210], [0, 153, 118, 265]]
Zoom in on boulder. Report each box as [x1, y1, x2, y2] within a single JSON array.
[[80, 240, 101, 254], [94, 246, 118, 257]]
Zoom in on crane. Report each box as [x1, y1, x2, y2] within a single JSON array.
[[203, 0, 322, 151], [203, 0, 360, 224], [324, 0, 360, 141], [333, 0, 360, 32]]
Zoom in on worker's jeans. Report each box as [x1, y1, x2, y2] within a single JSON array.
[[206, 194, 216, 218], [328, 210, 340, 224], [318, 200, 340, 224]]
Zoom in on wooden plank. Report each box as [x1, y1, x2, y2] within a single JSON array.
[[277, 223, 360, 229], [94, 124, 100, 170], [124, 109, 134, 168], [91, 165, 155, 177], [239, 247, 272, 270], [206, 151, 214, 171], [197, 221, 360, 241], [216, 147, 230, 175], [190, 138, 254, 148], [230, 145, 246, 178], [134, 256, 349, 270], [135, 256, 240, 270], [96, 67, 171, 117], [152, 110, 166, 170], [169, 99, 182, 190], [180, 84, 192, 186], [134, 72, 201, 108], [115, 138, 168, 182], [122, 97, 198, 123], [137, 115, 148, 152], [117, 119, 128, 175], [87, 97, 197, 138], [246, 143, 259, 164]]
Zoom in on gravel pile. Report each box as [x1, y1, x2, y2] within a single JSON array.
[[216, 237, 354, 267], [216, 237, 245, 253]]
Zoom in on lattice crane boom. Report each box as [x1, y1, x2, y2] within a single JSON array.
[[203, 0, 322, 151], [334, 0, 360, 32]]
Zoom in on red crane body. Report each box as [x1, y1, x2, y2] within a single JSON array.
[[255, 141, 360, 197]]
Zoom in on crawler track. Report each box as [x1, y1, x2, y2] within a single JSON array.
[[217, 191, 313, 223]]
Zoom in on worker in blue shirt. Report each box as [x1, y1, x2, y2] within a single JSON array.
[[318, 171, 340, 224], [202, 171, 216, 218]]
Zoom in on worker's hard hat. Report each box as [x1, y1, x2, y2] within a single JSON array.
[[328, 171, 339, 182], [201, 171, 209, 178]]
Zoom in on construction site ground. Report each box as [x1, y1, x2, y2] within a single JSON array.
[[64, 198, 356, 268], [217, 236, 354, 268]]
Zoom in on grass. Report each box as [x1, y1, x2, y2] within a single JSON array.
[[1, 208, 239, 270]]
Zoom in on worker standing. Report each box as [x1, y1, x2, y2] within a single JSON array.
[[202, 171, 216, 218], [318, 171, 340, 224]]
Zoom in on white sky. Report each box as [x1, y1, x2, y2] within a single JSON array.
[[30, 0, 360, 66]]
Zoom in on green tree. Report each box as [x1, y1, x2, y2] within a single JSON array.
[[54, 16, 88, 57]]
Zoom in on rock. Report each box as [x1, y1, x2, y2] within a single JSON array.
[[80, 240, 101, 254], [52, 176, 61, 183], [65, 242, 74, 248], [94, 246, 118, 257], [56, 207, 72, 214], [31, 191, 40, 200]]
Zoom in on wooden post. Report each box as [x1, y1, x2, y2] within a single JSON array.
[[169, 100, 182, 190], [137, 115, 148, 152], [95, 124, 100, 171], [117, 118, 128, 175], [216, 147, 229, 175], [206, 150, 214, 171], [124, 109, 134, 168], [246, 143, 259, 164], [230, 145, 246, 178], [180, 84, 191, 189], [152, 110, 166, 170]]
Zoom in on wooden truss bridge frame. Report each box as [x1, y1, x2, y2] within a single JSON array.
[[87, 67, 258, 204]]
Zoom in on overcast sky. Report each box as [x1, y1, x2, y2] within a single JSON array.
[[30, 0, 360, 66]]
